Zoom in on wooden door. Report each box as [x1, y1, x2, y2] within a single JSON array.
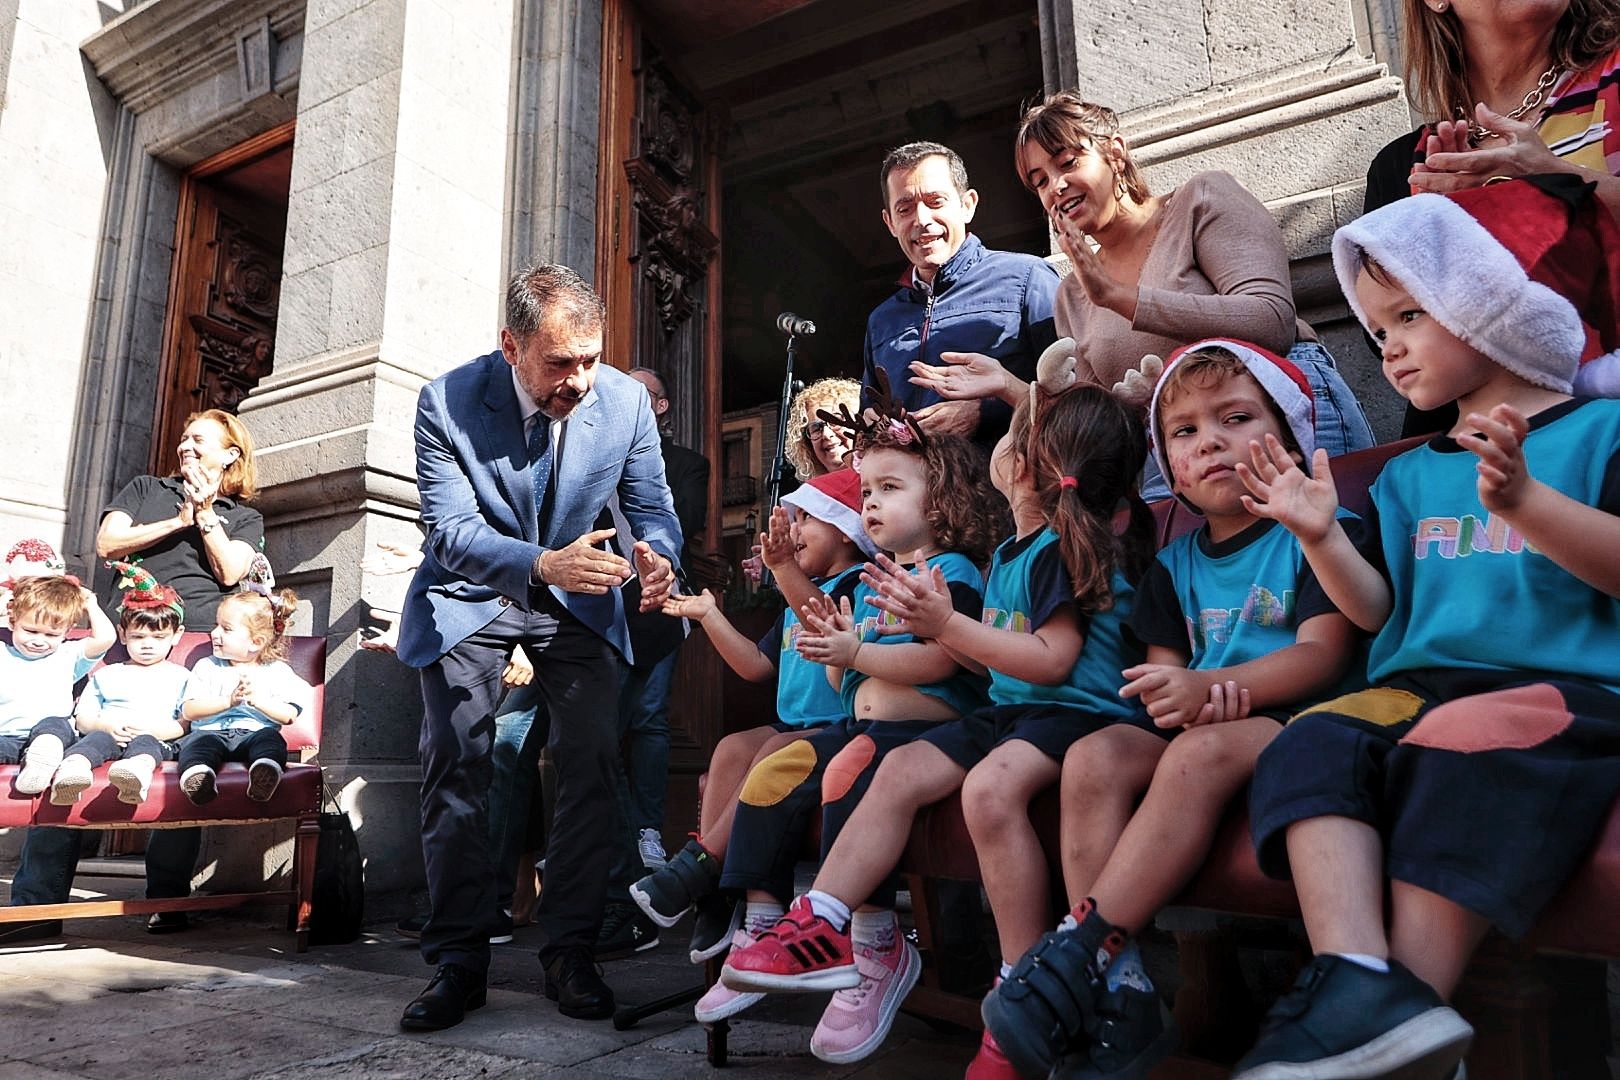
[[598, 0, 729, 838], [151, 123, 291, 475]]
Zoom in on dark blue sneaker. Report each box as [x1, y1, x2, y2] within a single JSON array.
[[629, 838, 721, 928], [980, 910, 1119, 1078], [1231, 955, 1473, 1079], [1051, 982, 1179, 1079]]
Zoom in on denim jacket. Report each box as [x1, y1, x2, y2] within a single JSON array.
[[862, 233, 1060, 450]]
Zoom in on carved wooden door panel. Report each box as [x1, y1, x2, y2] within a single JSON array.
[[599, 2, 727, 838], [152, 156, 285, 475]]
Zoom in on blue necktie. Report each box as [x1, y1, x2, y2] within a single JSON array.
[[528, 416, 553, 539]]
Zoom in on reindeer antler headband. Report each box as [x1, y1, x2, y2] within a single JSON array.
[[814, 368, 928, 452]]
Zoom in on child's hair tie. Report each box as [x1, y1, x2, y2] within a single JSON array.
[[1059, 476, 1080, 489]]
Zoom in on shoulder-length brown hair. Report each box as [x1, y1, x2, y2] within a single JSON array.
[[1014, 92, 1152, 205], [1403, 0, 1620, 122], [185, 409, 258, 502], [859, 428, 1009, 567]]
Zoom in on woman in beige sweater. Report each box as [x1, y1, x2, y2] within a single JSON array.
[[912, 93, 1372, 495]]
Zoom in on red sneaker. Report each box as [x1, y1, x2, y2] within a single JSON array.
[[965, 1024, 1023, 1079], [719, 896, 860, 993]]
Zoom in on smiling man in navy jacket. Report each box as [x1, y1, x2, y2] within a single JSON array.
[[396, 264, 682, 1032], [864, 140, 1060, 453]]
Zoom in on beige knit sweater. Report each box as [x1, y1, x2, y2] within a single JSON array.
[[1054, 169, 1315, 389]]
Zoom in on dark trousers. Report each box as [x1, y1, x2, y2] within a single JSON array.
[[0, 715, 76, 763], [176, 727, 288, 773], [64, 731, 174, 768], [419, 598, 622, 974]]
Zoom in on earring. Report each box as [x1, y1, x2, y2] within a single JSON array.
[[1114, 175, 1129, 202], [1430, 1, 1448, 11]]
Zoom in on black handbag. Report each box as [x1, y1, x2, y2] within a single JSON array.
[[308, 796, 364, 946]]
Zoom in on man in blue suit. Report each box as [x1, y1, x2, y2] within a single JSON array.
[[397, 264, 682, 1031]]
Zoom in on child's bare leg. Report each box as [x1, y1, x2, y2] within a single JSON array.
[[1287, 815, 1389, 958], [1089, 717, 1279, 932], [812, 741, 966, 906], [700, 728, 807, 851], [1059, 726, 1169, 906], [1387, 881, 1491, 998], [961, 740, 1061, 961]]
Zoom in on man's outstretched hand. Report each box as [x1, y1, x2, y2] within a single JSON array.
[[634, 540, 676, 611], [539, 528, 632, 594]]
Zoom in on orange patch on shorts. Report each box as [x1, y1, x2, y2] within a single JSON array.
[[1400, 683, 1573, 753], [1292, 687, 1426, 728], [822, 734, 877, 805]]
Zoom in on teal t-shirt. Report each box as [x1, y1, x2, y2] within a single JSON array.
[[760, 565, 862, 728], [1365, 398, 1620, 691], [983, 528, 1141, 718], [840, 550, 989, 717]]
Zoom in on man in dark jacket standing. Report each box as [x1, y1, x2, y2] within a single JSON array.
[[864, 141, 1060, 452]]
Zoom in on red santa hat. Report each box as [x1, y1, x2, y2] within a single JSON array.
[[1148, 339, 1317, 513], [780, 467, 878, 557], [1332, 174, 1620, 396]]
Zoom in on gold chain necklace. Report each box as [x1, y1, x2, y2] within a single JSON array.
[[1465, 65, 1564, 141]]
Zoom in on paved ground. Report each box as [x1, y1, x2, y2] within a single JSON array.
[[0, 874, 978, 1079]]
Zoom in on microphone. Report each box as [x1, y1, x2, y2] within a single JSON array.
[[776, 312, 817, 337]]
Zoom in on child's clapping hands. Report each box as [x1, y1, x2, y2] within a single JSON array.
[[861, 552, 955, 639], [795, 592, 861, 668]]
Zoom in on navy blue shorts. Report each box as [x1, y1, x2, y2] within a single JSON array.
[[1250, 668, 1620, 938], [917, 702, 1164, 771]]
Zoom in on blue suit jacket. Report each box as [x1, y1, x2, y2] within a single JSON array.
[[397, 351, 683, 667]]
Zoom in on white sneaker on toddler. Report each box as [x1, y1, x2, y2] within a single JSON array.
[[49, 755, 94, 806], [246, 758, 283, 802], [15, 733, 64, 795], [694, 928, 766, 1023], [108, 756, 157, 804]]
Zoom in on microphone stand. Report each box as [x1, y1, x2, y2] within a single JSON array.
[[760, 334, 804, 591]]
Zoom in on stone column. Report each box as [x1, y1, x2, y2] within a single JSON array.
[[1045, 0, 1414, 436], [237, 0, 517, 895]]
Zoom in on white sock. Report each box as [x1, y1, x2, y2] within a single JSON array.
[[849, 908, 897, 951], [1104, 939, 1153, 993], [1334, 952, 1390, 973], [804, 890, 851, 932], [998, 962, 1013, 981], [744, 900, 784, 936]]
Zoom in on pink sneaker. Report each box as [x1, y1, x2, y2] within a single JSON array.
[[695, 930, 766, 1023], [809, 931, 922, 1064]]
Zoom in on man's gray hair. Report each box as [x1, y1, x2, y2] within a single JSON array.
[[879, 141, 970, 208], [504, 263, 605, 339], [627, 366, 667, 400]]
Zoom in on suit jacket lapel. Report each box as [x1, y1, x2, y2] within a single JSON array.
[[481, 358, 534, 543]]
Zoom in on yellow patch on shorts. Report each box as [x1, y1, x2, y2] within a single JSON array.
[[739, 739, 818, 807], [821, 734, 877, 805], [1292, 687, 1426, 727]]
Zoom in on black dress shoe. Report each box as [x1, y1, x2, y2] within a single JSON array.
[[0, 919, 62, 944], [543, 945, 615, 1019], [400, 962, 487, 1031], [146, 911, 190, 934]]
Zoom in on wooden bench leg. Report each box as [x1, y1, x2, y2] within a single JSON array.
[[1171, 927, 1265, 1065], [703, 954, 729, 1066], [1452, 937, 1554, 1080], [292, 813, 320, 952]]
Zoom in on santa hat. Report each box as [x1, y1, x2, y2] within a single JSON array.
[[1332, 174, 1620, 396], [1148, 339, 1317, 513], [106, 559, 185, 620], [2, 538, 67, 589], [780, 467, 878, 557]]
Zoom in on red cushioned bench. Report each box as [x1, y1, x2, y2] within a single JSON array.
[[0, 630, 326, 951]]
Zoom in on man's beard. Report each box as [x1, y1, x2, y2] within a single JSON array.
[[540, 390, 583, 419]]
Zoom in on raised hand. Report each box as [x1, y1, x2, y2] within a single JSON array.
[[862, 553, 953, 639], [361, 542, 424, 576], [539, 528, 632, 595], [912, 398, 982, 437], [1236, 435, 1341, 544], [232, 673, 254, 707], [1410, 106, 1562, 195], [1462, 403, 1533, 513], [909, 352, 1012, 401], [662, 587, 718, 621], [796, 593, 861, 668], [759, 506, 798, 573]]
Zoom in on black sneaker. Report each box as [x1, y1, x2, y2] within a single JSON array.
[[1052, 982, 1179, 1079], [688, 892, 743, 963], [628, 837, 721, 928], [396, 910, 513, 945], [1231, 955, 1473, 1080], [146, 911, 190, 934], [595, 902, 659, 961], [0, 919, 62, 944], [981, 909, 1118, 1078]]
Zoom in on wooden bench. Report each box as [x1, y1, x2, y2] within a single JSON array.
[[0, 631, 327, 951]]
